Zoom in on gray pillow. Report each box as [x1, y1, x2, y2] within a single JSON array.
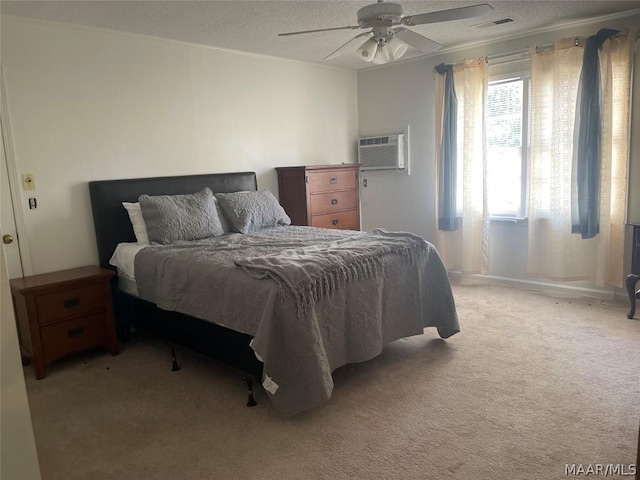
[[215, 190, 291, 234], [212, 195, 233, 234], [139, 187, 224, 244]]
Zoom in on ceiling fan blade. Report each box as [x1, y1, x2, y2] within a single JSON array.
[[324, 32, 373, 61], [278, 25, 361, 37], [393, 28, 442, 54], [402, 3, 493, 26]]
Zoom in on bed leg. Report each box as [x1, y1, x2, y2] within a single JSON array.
[[243, 376, 258, 407], [171, 347, 181, 371]]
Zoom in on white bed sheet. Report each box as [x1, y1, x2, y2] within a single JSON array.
[[116, 274, 139, 297], [109, 242, 146, 296]]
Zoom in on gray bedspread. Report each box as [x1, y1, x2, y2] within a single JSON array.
[[134, 226, 459, 416]]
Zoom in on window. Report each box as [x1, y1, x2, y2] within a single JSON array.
[[486, 74, 531, 219]]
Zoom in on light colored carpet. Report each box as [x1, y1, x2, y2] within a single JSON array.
[[24, 283, 640, 480]]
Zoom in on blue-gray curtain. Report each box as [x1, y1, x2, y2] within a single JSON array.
[[571, 28, 619, 239], [435, 63, 458, 231]]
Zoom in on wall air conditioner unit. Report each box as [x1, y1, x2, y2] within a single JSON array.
[[358, 133, 406, 171]]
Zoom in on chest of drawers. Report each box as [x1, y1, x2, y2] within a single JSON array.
[[10, 266, 119, 379], [276, 164, 361, 231]]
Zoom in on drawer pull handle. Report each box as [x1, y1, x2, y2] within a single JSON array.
[[331, 198, 338, 205], [64, 297, 81, 308], [68, 327, 85, 338], [332, 219, 339, 226], [330, 177, 338, 184]]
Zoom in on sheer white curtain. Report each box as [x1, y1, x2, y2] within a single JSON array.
[[528, 33, 633, 287], [435, 59, 489, 274]]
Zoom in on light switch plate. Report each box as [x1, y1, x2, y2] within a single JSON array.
[[22, 174, 35, 190]]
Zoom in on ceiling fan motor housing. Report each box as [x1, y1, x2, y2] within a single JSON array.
[[357, 2, 404, 27]]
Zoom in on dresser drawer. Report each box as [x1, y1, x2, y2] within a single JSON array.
[[40, 313, 109, 363], [36, 283, 104, 325], [308, 169, 357, 194], [310, 190, 357, 215], [311, 210, 359, 230]]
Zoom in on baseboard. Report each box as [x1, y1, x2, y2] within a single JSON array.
[[449, 272, 623, 299]]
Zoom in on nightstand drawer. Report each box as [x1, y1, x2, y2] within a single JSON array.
[[308, 169, 357, 194], [40, 313, 109, 363], [36, 283, 104, 325], [310, 190, 357, 215], [311, 209, 359, 230]]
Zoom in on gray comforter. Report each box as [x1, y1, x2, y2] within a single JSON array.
[[134, 226, 459, 416]]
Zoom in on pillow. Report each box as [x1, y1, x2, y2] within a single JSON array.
[[212, 195, 233, 234], [215, 190, 291, 234], [122, 202, 150, 245], [138, 187, 224, 244]]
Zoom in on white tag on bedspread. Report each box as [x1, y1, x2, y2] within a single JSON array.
[[263, 374, 279, 395]]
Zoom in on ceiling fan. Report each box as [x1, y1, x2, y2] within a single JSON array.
[[278, 1, 493, 65]]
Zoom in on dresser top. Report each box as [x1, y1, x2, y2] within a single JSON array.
[[10, 266, 114, 293], [276, 164, 360, 172]]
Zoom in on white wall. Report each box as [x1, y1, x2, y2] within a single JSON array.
[[358, 59, 437, 241], [1, 17, 358, 275], [358, 14, 640, 284]]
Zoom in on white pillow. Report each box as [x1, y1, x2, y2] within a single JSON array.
[[122, 202, 150, 244]]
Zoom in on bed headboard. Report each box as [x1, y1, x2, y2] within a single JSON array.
[[89, 172, 258, 270]]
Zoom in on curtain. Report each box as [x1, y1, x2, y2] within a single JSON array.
[[528, 32, 633, 287], [435, 63, 458, 231], [571, 28, 620, 239], [435, 58, 489, 274]]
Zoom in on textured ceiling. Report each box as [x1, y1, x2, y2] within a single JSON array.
[[2, 0, 639, 69]]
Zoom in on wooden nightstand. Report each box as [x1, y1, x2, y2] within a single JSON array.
[[10, 266, 119, 379]]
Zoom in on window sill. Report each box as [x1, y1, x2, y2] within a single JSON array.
[[490, 217, 528, 225]]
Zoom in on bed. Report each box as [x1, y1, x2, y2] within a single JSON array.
[[89, 171, 459, 416]]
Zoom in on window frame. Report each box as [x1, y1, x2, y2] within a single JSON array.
[[486, 71, 531, 221]]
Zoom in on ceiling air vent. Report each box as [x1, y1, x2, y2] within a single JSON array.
[[474, 18, 514, 29]]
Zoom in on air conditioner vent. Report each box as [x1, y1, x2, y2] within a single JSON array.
[[358, 133, 406, 171]]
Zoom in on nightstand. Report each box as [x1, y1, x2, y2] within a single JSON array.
[[10, 266, 119, 379]]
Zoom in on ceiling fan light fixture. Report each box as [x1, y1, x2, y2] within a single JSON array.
[[278, 2, 493, 65], [357, 38, 378, 62], [387, 35, 408, 60], [372, 43, 391, 65]]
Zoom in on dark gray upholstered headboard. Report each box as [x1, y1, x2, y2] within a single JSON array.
[[89, 172, 258, 270]]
